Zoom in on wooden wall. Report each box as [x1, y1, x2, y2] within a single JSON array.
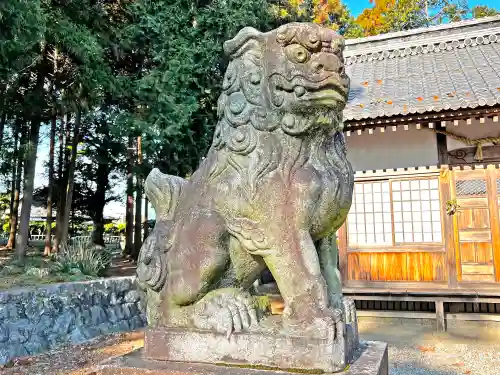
[[346, 252, 446, 282], [340, 166, 500, 290]]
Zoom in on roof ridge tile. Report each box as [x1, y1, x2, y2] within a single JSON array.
[[345, 29, 500, 64]]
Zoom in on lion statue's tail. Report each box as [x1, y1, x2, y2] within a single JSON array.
[[136, 168, 186, 325], [144, 168, 186, 222]]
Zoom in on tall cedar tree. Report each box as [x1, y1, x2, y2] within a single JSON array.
[[127, 0, 274, 175], [119, 0, 275, 259], [8, 0, 113, 259]]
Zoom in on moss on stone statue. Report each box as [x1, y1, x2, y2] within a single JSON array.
[[215, 362, 325, 374], [254, 295, 271, 313]]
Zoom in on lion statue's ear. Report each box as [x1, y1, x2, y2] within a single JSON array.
[[223, 27, 264, 59]]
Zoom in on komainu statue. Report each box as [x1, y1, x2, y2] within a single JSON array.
[[136, 22, 357, 372]]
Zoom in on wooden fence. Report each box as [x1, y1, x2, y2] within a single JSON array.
[[0, 235, 121, 247]]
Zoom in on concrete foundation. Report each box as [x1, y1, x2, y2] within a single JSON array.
[[144, 325, 350, 373], [95, 341, 387, 375]]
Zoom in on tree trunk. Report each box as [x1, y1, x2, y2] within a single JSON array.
[[52, 113, 69, 253], [60, 106, 81, 246], [143, 197, 149, 241], [0, 84, 6, 150], [133, 136, 143, 260], [44, 110, 57, 256], [6, 121, 22, 249], [15, 119, 42, 262], [15, 55, 45, 261], [91, 160, 109, 247], [124, 136, 134, 257], [6, 147, 23, 249], [8, 121, 20, 223], [0, 111, 6, 151], [44, 47, 58, 256], [57, 113, 66, 180]]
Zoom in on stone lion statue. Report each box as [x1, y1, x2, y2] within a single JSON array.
[[137, 22, 354, 337]]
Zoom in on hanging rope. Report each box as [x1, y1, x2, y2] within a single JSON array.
[[433, 128, 500, 161]]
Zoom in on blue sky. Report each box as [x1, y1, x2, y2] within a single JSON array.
[[34, 125, 131, 220], [345, 0, 500, 17]]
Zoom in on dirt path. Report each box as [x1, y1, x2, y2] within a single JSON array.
[[106, 252, 136, 277], [0, 331, 144, 375]]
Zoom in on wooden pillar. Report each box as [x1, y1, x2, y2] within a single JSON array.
[[449, 170, 462, 282], [439, 167, 457, 288], [436, 132, 449, 166], [143, 197, 149, 241], [486, 165, 500, 282], [435, 299, 446, 332]]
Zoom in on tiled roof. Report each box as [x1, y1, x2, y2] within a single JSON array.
[[344, 16, 500, 121]]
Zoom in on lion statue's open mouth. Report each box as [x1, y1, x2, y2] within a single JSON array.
[[270, 73, 349, 110]]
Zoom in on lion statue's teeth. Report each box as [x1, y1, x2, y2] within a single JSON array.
[[294, 86, 306, 97]]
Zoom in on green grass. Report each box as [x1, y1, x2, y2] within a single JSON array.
[[0, 246, 106, 291], [0, 272, 72, 290]]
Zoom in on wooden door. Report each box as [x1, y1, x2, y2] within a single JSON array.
[[451, 167, 500, 282]]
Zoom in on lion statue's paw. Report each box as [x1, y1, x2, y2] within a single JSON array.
[[192, 288, 260, 338]]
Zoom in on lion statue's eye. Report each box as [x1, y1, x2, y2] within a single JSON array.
[[285, 44, 311, 64]]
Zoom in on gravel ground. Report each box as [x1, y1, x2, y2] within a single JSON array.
[[360, 321, 500, 375], [1, 325, 499, 374], [388, 342, 500, 375]]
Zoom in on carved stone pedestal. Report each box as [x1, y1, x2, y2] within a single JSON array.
[[140, 303, 360, 373], [95, 341, 388, 375], [94, 311, 388, 375], [144, 327, 343, 373]]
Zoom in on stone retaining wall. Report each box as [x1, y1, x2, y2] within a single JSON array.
[[0, 276, 145, 364]]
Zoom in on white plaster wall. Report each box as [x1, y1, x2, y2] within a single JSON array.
[[345, 126, 438, 172], [445, 118, 500, 151]]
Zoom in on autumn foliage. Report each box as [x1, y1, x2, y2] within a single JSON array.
[[271, 0, 363, 36], [311, 0, 343, 24], [272, 0, 498, 39], [356, 0, 395, 36], [355, 0, 498, 36]]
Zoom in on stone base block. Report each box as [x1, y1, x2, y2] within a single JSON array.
[[95, 341, 388, 375], [144, 325, 349, 373]]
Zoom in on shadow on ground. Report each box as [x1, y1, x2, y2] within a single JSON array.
[[359, 318, 500, 345]]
